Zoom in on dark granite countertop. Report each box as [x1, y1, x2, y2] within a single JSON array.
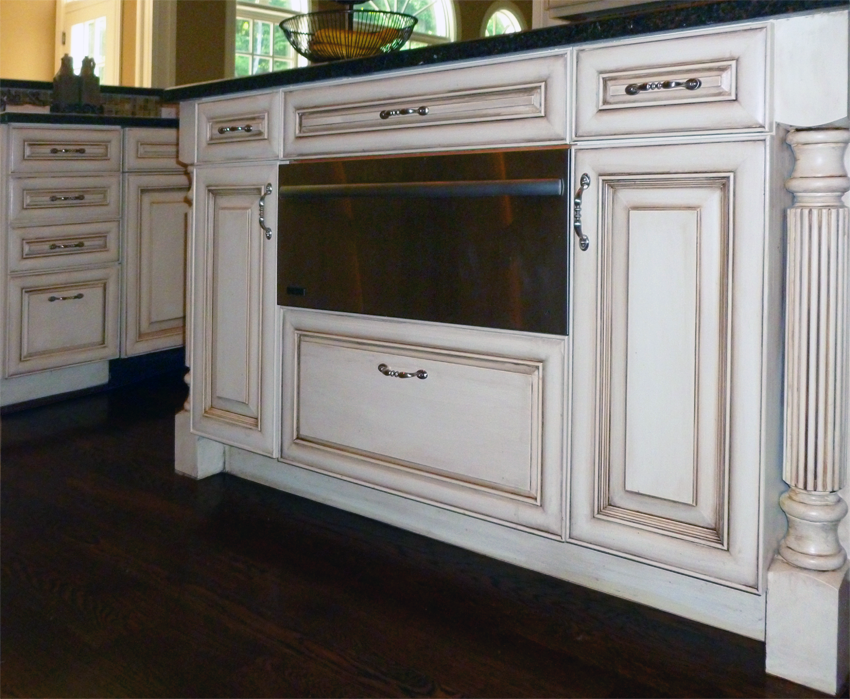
[[0, 112, 179, 128], [163, 0, 846, 102]]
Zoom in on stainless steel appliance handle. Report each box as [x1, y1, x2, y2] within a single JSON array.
[[625, 78, 701, 95], [279, 179, 564, 199], [573, 173, 590, 252], [259, 183, 273, 240], [378, 363, 428, 380]]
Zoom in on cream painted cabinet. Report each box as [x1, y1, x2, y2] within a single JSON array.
[[569, 140, 769, 589], [190, 163, 279, 456]]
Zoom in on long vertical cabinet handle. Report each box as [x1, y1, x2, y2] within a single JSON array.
[[573, 173, 591, 252], [259, 183, 273, 240]]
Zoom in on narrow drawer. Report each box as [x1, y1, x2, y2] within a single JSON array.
[[10, 127, 122, 173], [9, 220, 120, 272], [123, 127, 182, 171], [281, 310, 566, 536], [284, 54, 568, 157], [197, 91, 282, 162], [10, 175, 120, 227], [574, 26, 767, 138], [6, 265, 119, 376]]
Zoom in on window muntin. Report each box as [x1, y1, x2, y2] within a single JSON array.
[[235, 0, 309, 76], [481, 1, 526, 37], [361, 0, 456, 48]]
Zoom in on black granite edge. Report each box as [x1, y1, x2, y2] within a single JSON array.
[[162, 0, 847, 102], [0, 77, 166, 98], [0, 113, 179, 127]]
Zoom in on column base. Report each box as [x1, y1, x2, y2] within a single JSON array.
[[174, 409, 226, 479], [766, 556, 849, 695]]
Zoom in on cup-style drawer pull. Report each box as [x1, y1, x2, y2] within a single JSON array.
[[378, 363, 428, 379], [49, 242, 86, 250], [218, 124, 254, 134], [49, 147, 87, 154], [625, 78, 702, 95], [49, 194, 86, 202], [379, 106, 429, 120], [48, 293, 84, 302]]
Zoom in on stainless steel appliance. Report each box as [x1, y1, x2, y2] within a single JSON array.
[[278, 147, 570, 335]]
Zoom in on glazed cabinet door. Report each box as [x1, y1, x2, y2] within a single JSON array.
[[569, 140, 766, 589], [123, 172, 190, 356], [191, 164, 278, 456]]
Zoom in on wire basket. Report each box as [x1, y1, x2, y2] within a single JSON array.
[[280, 9, 417, 63]]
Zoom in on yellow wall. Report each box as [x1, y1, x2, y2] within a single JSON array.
[[175, 0, 228, 85], [121, 0, 136, 85], [0, 0, 57, 81]]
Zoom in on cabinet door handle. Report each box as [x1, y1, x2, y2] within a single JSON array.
[[379, 106, 429, 120], [49, 194, 85, 202], [48, 293, 84, 302], [378, 363, 428, 379], [573, 173, 591, 252], [625, 78, 702, 95], [49, 147, 87, 154], [259, 183, 273, 240], [218, 124, 253, 134], [49, 242, 86, 250]]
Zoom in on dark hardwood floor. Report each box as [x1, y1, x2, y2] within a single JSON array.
[[0, 373, 840, 698]]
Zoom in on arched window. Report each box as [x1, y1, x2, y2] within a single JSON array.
[[362, 0, 457, 48], [235, 0, 310, 77], [481, 1, 526, 37]]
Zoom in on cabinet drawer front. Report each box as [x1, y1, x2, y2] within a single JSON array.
[[10, 127, 122, 173], [575, 27, 767, 138], [9, 220, 120, 272], [123, 127, 182, 171], [7, 266, 119, 376], [10, 176, 121, 227], [284, 55, 568, 157], [282, 310, 566, 536], [197, 91, 282, 162]]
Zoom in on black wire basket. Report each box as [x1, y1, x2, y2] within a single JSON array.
[[279, 9, 417, 63]]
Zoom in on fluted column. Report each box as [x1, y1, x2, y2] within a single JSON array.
[[780, 128, 850, 571]]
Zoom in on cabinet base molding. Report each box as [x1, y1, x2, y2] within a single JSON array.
[[174, 410, 226, 480], [0, 360, 108, 407], [766, 557, 849, 695], [223, 443, 765, 640]]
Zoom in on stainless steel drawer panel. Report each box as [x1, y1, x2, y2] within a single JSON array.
[[10, 127, 122, 173], [9, 221, 120, 272], [10, 176, 121, 226]]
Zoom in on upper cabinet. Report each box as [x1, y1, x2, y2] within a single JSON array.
[[574, 26, 768, 139], [283, 54, 569, 158]]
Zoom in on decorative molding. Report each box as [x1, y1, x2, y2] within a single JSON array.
[[780, 128, 850, 571]]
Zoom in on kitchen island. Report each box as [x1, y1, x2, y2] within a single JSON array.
[[163, 2, 849, 692]]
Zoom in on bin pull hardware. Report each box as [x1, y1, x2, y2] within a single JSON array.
[[378, 363, 428, 380]]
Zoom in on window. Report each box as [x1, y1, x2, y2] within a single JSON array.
[[481, 1, 526, 37], [235, 0, 309, 77], [361, 0, 456, 48]]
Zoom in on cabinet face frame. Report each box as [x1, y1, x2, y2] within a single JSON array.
[[122, 172, 190, 357], [569, 139, 767, 590], [191, 163, 279, 457]]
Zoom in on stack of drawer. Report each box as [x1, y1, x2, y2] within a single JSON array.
[[5, 127, 121, 377]]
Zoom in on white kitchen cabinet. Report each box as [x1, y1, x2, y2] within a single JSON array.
[[569, 139, 769, 588], [281, 308, 566, 536], [122, 172, 190, 356], [190, 163, 279, 457], [195, 91, 283, 164]]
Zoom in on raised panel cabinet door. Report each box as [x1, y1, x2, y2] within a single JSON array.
[[569, 140, 766, 589], [191, 164, 278, 457], [122, 172, 190, 356]]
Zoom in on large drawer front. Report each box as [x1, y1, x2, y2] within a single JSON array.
[[10, 175, 121, 227], [10, 127, 122, 173], [8, 220, 120, 273], [574, 27, 767, 138], [281, 310, 566, 536], [196, 91, 282, 163], [6, 266, 119, 376], [284, 54, 568, 157]]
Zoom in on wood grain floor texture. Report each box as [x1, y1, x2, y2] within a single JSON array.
[[0, 373, 841, 699]]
